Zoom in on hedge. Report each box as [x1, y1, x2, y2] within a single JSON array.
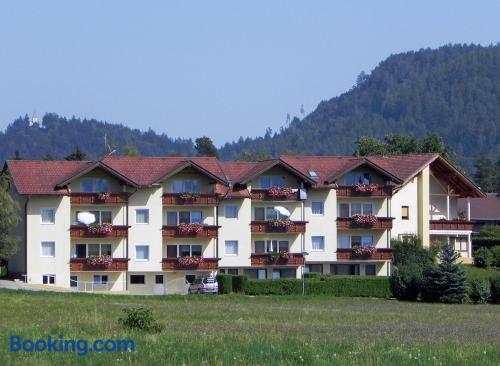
[[216, 274, 233, 294], [242, 276, 391, 297], [231, 275, 248, 293], [472, 238, 500, 248]]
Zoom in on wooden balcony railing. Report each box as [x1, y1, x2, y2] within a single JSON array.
[[162, 225, 219, 238], [70, 225, 129, 238], [250, 253, 305, 266], [336, 248, 394, 261], [162, 258, 219, 270], [336, 217, 393, 230], [162, 193, 219, 206], [70, 192, 129, 204], [70, 258, 129, 271], [251, 189, 300, 201], [335, 185, 393, 197], [250, 221, 307, 234], [429, 220, 474, 231]]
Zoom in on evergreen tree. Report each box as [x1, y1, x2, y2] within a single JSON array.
[[422, 243, 467, 303], [473, 156, 496, 192], [13, 150, 21, 160], [64, 145, 86, 161], [0, 173, 20, 259], [194, 137, 219, 158]]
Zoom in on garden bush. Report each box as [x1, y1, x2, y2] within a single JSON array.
[[389, 264, 424, 301], [304, 272, 321, 279], [474, 247, 494, 268], [490, 246, 500, 267], [0, 266, 6, 278], [231, 275, 248, 293], [490, 277, 500, 304], [119, 307, 164, 333], [468, 279, 490, 304], [242, 276, 390, 297], [216, 274, 233, 294]]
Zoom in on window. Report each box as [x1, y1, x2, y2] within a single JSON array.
[[339, 203, 350, 218], [311, 236, 325, 251], [135, 209, 149, 224], [254, 240, 289, 253], [75, 243, 111, 258], [259, 176, 286, 188], [452, 237, 468, 252], [81, 178, 110, 193], [243, 269, 267, 280], [402, 206, 409, 220], [93, 274, 109, 284], [340, 235, 373, 248], [344, 173, 372, 185], [155, 275, 164, 284], [168, 244, 202, 257], [311, 202, 324, 215], [42, 274, 56, 285], [254, 207, 289, 221], [225, 205, 238, 219], [167, 211, 203, 225], [70, 276, 78, 288], [339, 235, 350, 249], [130, 275, 145, 285], [135, 245, 150, 261], [365, 264, 377, 276], [330, 264, 360, 275], [41, 241, 55, 257], [227, 269, 238, 276], [166, 245, 178, 257], [338, 203, 373, 217], [351, 236, 362, 247], [362, 236, 373, 247], [308, 170, 318, 178], [307, 264, 323, 273], [171, 180, 199, 193], [40, 208, 55, 224], [399, 234, 415, 243], [76, 210, 112, 225], [225, 241, 238, 256]]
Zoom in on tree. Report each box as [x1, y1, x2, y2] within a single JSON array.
[[43, 154, 54, 161], [64, 145, 86, 161], [473, 156, 496, 192], [0, 172, 20, 260], [13, 150, 21, 160], [354, 137, 388, 156], [495, 156, 500, 193], [422, 243, 467, 303], [194, 137, 219, 158], [123, 145, 141, 157]]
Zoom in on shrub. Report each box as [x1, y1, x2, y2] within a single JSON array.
[[490, 277, 500, 304], [468, 279, 490, 304], [474, 247, 494, 268], [422, 244, 467, 303], [389, 264, 423, 301], [0, 266, 6, 278], [231, 275, 248, 293], [304, 272, 321, 279], [490, 246, 500, 267], [119, 307, 163, 333], [241, 276, 390, 297], [472, 237, 500, 248], [216, 274, 233, 294]]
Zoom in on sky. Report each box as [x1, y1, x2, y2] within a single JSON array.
[[1, 1, 500, 146]]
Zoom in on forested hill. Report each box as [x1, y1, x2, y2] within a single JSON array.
[[0, 113, 194, 162], [220, 44, 500, 170]]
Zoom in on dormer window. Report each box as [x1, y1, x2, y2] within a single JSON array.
[[308, 170, 318, 179], [171, 180, 199, 193], [260, 176, 286, 189], [81, 178, 110, 193], [345, 173, 372, 185]]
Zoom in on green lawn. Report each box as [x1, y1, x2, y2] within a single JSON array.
[[0, 289, 499, 365]]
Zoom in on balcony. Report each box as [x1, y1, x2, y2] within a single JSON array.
[[162, 257, 219, 270], [250, 253, 305, 266], [429, 220, 474, 231], [70, 225, 129, 238], [70, 192, 129, 205], [162, 225, 219, 238], [162, 193, 219, 206], [250, 220, 307, 234], [70, 258, 129, 271], [335, 185, 393, 197], [336, 248, 394, 261], [336, 217, 393, 230], [251, 188, 300, 201]]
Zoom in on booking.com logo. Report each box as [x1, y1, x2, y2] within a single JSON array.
[[10, 335, 135, 356]]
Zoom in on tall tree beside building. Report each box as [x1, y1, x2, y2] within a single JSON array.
[[0, 173, 20, 259], [195, 137, 219, 158]]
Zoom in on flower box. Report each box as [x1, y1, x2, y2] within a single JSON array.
[[87, 223, 114, 236], [177, 256, 205, 268], [97, 192, 111, 202], [86, 255, 113, 267], [353, 183, 379, 193], [177, 223, 204, 235], [267, 187, 294, 198], [351, 214, 378, 226], [352, 246, 377, 257], [179, 192, 201, 201]]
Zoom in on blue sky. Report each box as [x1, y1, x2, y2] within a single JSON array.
[[1, 1, 499, 146]]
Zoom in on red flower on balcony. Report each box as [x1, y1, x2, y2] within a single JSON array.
[[353, 183, 379, 193], [352, 246, 377, 257], [87, 223, 113, 235], [269, 251, 291, 262], [179, 192, 200, 201], [351, 214, 378, 226], [86, 255, 113, 267], [97, 192, 111, 202], [177, 256, 205, 267], [268, 219, 294, 230], [177, 223, 204, 235], [267, 186, 294, 198]]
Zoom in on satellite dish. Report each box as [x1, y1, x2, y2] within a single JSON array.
[[274, 206, 291, 217], [77, 212, 96, 225]]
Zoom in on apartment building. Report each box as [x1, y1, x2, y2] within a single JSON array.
[[3, 153, 484, 294]]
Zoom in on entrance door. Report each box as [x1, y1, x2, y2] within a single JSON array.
[[154, 274, 165, 295]]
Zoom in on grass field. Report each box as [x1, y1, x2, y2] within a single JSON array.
[[0, 289, 499, 365]]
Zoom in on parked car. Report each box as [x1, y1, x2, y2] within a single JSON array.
[[188, 276, 218, 294]]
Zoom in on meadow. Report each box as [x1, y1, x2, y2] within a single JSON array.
[[0, 289, 499, 365]]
